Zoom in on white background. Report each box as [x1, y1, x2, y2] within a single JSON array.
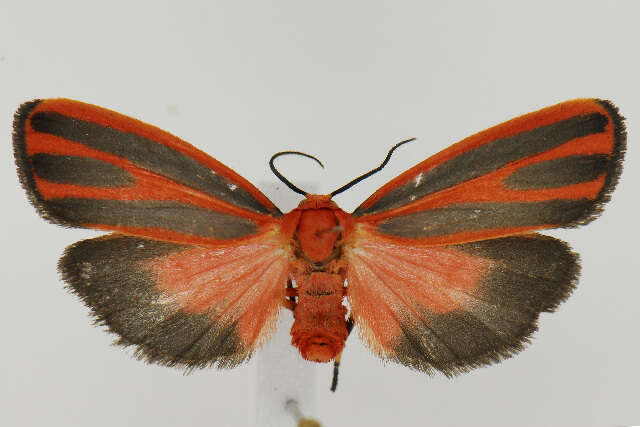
[[1, 2, 639, 426]]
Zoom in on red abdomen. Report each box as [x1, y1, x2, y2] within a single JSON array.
[[290, 272, 347, 362]]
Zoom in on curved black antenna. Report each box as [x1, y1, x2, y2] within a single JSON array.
[[330, 137, 416, 197], [269, 151, 324, 196]]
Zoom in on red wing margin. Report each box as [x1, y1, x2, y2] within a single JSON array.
[[60, 234, 291, 368], [13, 99, 281, 245], [345, 233, 578, 375], [354, 99, 626, 245]]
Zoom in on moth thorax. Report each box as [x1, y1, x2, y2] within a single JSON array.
[[290, 272, 348, 363], [296, 209, 340, 263]]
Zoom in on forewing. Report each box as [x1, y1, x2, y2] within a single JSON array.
[[345, 232, 578, 375], [354, 99, 625, 245], [60, 233, 291, 368], [13, 99, 281, 245]]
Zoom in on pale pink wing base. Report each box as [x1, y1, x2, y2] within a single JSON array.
[[345, 229, 579, 376], [60, 232, 292, 369]]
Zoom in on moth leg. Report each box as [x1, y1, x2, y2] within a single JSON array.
[[345, 315, 355, 335], [330, 315, 355, 392], [283, 279, 297, 311], [282, 299, 296, 311]]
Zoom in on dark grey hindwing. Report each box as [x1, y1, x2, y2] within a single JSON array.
[[59, 235, 248, 369], [392, 234, 579, 376]]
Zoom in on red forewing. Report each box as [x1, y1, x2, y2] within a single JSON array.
[[13, 99, 281, 245], [354, 99, 625, 245]]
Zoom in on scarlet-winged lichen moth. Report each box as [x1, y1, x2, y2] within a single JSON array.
[[13, 98, 625, 390]]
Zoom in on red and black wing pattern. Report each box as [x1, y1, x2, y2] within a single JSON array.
[[346, 99, 625, 375], [13, 99, 292, 368], [13, 99, 281, 245], [345, 232, 578, 375], [60, 233, 291, 368], [353, 99, 625, 245]]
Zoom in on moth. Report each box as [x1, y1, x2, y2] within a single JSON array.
[[13, 98, 625, 390]]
